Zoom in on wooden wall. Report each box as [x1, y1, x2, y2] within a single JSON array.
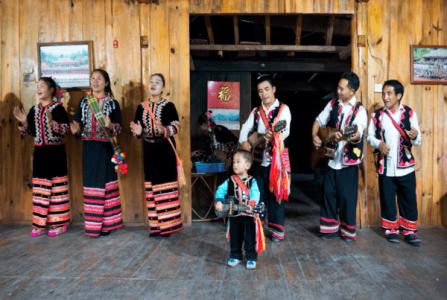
[[190, 0, 355, 14], [359, 0, 447, 226], [0, 0, 191, 225], [1, 0, 446, 226]]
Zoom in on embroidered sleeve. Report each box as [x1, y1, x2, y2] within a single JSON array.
[[353, 106, 368, 139], [367, 112, 381, 149], [73, 99, 83, 124], [25, 106, 36, 137], [278, 105, 292, 140], [215, 179, 229, 202], [162, 102, 180, 138], [110, 100, 122, 136], [50, 105, 70, 135]]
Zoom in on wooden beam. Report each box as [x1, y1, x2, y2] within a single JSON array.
[[295, 15, 303, 45], [326, 16, 335, 45], [192, 59, 350, 73], [265, 15, 271, 45], [233, 16, 239, 44], [289, 15, 303, 57], [190, 44, 345, 53], [204, 16, 214, 44], [338, 43, 352, 60]]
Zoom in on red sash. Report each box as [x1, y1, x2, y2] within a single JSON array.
[[383, 110, 411, 143], [143, 101, 186, 187]]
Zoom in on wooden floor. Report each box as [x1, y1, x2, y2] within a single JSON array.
[[1, 191, 446, 299]]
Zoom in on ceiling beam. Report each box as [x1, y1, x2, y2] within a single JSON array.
[[326, 16, 335, 45], [192, 59, 349, 73], [204, 16, 214, 44], [190, 44, 346, 53]]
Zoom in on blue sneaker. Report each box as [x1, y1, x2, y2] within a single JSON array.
[[246, 260, 256, 270], [227, 258, 241, 267]]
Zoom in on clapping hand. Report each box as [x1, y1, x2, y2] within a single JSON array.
[[130, 121, 143, 137]]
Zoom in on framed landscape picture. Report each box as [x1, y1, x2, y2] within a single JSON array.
[[38, 41, 94, 89], [411, 45, 447, 84]]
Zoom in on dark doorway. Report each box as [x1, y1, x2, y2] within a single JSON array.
[[190, 14, 352, 211]]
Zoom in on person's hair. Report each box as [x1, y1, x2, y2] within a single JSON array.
[[39, 77, 57, 98], [198, 111, 215, 126], [256, 74, 275, 88], [383, 79, 404, 98], [92, 68, 114, 97], [340, 71, 360, 92], [198, 113, 209, 125], [151, 73, 166, 87], [234, 149, 253, 166]]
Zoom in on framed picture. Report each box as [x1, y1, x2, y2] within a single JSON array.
[[411, 45, 447, 84], [38, 41, 94, 89]]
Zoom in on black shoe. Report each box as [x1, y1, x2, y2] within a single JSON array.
[[160, 234, 170, 238], [404, 234, 422, 246], [386, 233, 400, 244], [149, 232, 160, 238], [100, 231, 111, 236], [320, 233, 338, 240]]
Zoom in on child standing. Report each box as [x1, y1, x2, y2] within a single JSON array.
[[215, 150, 263, 270]]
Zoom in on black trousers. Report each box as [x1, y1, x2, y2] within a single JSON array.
[[320, 166, 358, 240], [253, 164, 285, 240], [229, 216, 257, 261], [379, 171, 418, 235]]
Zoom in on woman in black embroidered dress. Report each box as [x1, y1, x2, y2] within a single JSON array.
[[71, 69, 123, 237], [13, 77, 70, 237], [130, 73, 183, 237]]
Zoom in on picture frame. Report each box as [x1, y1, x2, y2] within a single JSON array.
[[410, 45, 447, 84], [38, 41, 94, 89]]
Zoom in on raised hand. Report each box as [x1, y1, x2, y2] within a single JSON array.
[[46, 109, 53, 123], [13, 106, 27, 124], [130, 120, 143, 137], [103, 115, 112, 129], [70, 121, 80, 135]]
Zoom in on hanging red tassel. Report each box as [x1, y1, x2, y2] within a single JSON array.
[[269, 132, 290, 202], [255, 216, 266, 254]]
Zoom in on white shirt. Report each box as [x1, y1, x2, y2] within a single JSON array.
[[239, 99, 292, 167], [316, 96, 368, 170], [367, 104, 421, 177]]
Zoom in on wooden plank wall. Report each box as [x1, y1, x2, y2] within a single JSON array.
[[363, 0, 447, 226], [1, 0, 446, 226], [0, 0, 191, 225], [190, 0, 355, 14]]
